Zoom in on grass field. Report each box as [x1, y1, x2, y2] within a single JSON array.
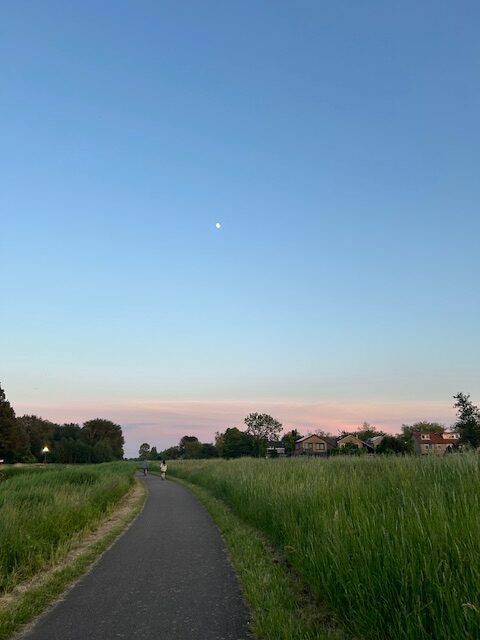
[[0, 462, 136, 595], [164, 455, 480, 640]]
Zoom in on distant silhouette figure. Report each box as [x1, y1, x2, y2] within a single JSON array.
[[160, 460, 167, 480], [141, 460, 148, 476]]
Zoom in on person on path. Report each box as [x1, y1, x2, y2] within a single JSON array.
[[141, 460, 148, 476], [159, 459, 167, 480]]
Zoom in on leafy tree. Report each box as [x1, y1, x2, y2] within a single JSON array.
[[244, 413, 282, 457], [0, 384, 29, 463], [93, 439, 114, 463], [356, 422, 385, 442], [17, 415, 56, 461], [185, 440, 202, 459], [159, 445, 180, 460], [221, 427, 254, 458], [282, 429, 303, 455], [150, 446, 158, 460], [376, 435, 408, 455], [54, 423, 81, 441], [179, 436, 200, 458], [453, 393, 480, 448], [200, 443, 219, 458], [81, 419, 124, 459], [138, 443, 151, 459]]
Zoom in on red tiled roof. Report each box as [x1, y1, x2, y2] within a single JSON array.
[[412, 432, 456, 445]]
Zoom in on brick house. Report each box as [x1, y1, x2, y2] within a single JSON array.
[[336, 434, 374, 451], [294, 434, 335, 456], [412, 432, 461, 455]]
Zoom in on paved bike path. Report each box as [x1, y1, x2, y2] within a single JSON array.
[[20, 474, 253, 640]]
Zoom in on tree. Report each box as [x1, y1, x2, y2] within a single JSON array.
[[244, 413, 282, 457], [179, 436, 200, 458], [81, 419, 124, 459], [376, 435, 408, 455], [17, 415, 56, 461], [200, 443, 218, 458], [214, 431, 225, 457], [93, 439, 114, 463], [150, 446, 158, 460], [356, 422, 385, 442], [282, 429, 303, 455], [159, 445, 180, 460], [221, 428, 254, 458], [0, 383, 29, 463], [138, 443, 151, 459], [453, 393, 480, 448]]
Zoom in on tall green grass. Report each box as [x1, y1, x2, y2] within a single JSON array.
[[0, 462, 135, 594], [167, 455, 480, 640]]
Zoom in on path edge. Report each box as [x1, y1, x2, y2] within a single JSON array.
[[0, 476, 147, 640]]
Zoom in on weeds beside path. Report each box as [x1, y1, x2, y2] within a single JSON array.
[[0, 463, 144, 640]]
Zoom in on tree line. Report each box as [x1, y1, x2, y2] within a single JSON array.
[[139, 395, 480, 460], [0, 383, 124, 464]]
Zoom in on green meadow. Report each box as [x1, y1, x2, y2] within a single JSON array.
[[0, 462, 135, 595], [164, 455, 480, 640]]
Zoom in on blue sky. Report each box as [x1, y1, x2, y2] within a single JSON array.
[[1, 1, 479, 455]]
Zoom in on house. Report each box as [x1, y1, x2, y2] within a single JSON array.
[[336, 433, 373, 451], [266, 441, 285, 457], [412, 431, 461, 455], [294, 434, 335, 456], [366, 435, 385, 451]]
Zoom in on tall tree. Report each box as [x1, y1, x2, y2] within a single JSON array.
[[138, 443, 151, 459], [179, 436, 202, 459], [221, 427, 254, 458], [17, 415, 56, 460], [179, 435, 200, 458], [454, 393, 480, 448], [0, 383, 28, 463], [244, 413, 282, 457], [81, 419, 124, 459]]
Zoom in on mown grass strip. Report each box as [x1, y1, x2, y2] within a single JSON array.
[[170, 475, 349, 640], [0, 476, 145, 640]]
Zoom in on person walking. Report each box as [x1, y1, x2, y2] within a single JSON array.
[[141, 460, 148, 476], [159, 459, 167, 480]]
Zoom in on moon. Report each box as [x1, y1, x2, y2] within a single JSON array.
[[215, 222, 221, 229]]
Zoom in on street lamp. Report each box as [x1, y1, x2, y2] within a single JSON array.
[[42, 446, 49, 464]]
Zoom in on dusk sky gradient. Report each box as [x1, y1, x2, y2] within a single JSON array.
[[2, 1, 479, 456]]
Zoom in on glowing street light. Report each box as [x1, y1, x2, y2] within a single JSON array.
[[42, 446, 49, 464]]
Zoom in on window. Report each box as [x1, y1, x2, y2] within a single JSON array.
[[314, 443, 320, 450], [307, 443, 313, 449], [421, 434, 430, 440], [319, 443, 325, 450]]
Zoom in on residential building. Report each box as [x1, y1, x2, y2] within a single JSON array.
[[412, 431, 460, 455], [294, 434, 334, 456], [336, 433, 373, 451], [266, 441, 285, 457]]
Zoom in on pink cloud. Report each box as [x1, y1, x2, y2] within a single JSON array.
[[14, 397, 457, 457]]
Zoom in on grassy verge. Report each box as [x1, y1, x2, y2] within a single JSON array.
[[0, 463, 145, 640], [169, 474, 348, 640], [164, 456, 480, 640]]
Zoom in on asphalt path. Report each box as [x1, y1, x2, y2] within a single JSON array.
[[19, 473, 253, 640]]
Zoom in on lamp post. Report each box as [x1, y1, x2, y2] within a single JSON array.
[[42, 446, 49, 465]]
